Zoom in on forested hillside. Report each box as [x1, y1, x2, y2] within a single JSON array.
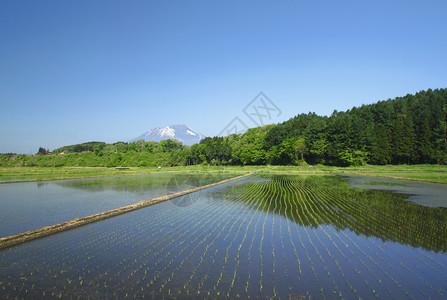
[[193, 88, 447, 166], [2, 88, 446, 167], [52, 142, 107, 154], [262, 88, 447, 165]]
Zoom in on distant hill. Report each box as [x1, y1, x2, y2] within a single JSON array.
[[130, 124, 205, 146], [53, 141, 106, 154]]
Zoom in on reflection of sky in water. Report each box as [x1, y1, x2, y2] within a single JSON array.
[[342, 174, 447, 208], [0, 173, 237, 238], [0, 174, 446, 299]]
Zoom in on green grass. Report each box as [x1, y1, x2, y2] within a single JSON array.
[[0, 165, 254, 182], [0, 167, 170, 182], [1, 164, 446, 183], [337, 164, 447, 183]]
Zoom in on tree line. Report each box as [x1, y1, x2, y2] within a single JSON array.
[[2, 88, 446, 167], [192, 88, 447, 166]]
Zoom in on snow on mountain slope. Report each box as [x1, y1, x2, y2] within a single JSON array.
[[130, 124, 205, 145]]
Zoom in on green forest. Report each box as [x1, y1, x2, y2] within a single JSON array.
[[2, 88, 446, 167]]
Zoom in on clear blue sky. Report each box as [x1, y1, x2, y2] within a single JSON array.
[[1, 1, 446, 154]]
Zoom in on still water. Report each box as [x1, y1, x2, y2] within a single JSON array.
[[0, 173, 236, 238], [0, 174, 446, 299]]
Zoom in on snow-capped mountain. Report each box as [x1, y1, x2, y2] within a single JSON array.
[[130, 125, 205, 146]]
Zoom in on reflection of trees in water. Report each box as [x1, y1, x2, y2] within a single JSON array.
[[55, 173, 236, 197], [223, 175, 447, 253], [37, 182, 48, 188], [166, 175, 202, 207]]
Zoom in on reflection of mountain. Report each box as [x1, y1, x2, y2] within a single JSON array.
[[222, 175, 447, 253]]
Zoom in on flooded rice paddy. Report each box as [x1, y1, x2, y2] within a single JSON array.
[[0, 173, 236, 238], [0, 174, 446, 299]]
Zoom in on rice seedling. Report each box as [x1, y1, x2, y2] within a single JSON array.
[[0, 174, 446, 299]]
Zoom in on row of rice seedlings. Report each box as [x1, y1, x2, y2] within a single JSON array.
[[222, 175, 442, 296], [3, 174, 445, 298], [133, 213, 216, 295], [304, 185, 364, 262], [316, 183, 438, 299], [10, 223, 116, 296], [151, 197, 239, 294], [282, 176, 392, 298], [340, 229, 414, 298], [277, 178, 309, 297], [169, 181, 263, 297], [221, 184, 260, 242], [102, 201, 213, 288], [270, 182, 279, 298], [107, 204, 205, 296], [1, 223, 110, 296], [290, 181, 353, 298], [256, 181, 276, 295], [337, 177, 446, 253], [208, 184, 262, 295], [69, 204, 187, 295], [282, 179, 311, 283], [108, 190, 235, 297], [141, 213, 219, 291], [368, 236, 437, 298], [224, 180, 277, 297], [297, 201, 326, 267], [281, 178, 318, 298], [413, 246, 445, 269], [287, 181, 325, 277], [277, 187, 289, 281], [285, 176, 345, 296], [415, 246, 446, 269], [404, 247, 447, 290], [300, 188, 336, 261], [112, 176, 447, 298], [197, 205, 255, 289], [195, 200, 256, 295], [174, 196, 249, 293], [301, 184, 369, 298], [224, 182, 267, 297], [302, 178, 398, 298], [313, 182, 415, 298], [167, 208, 238, 295], [343, 192, 447, 289], [49, 195, 215, 296], [323, 189, 405, 298], [216, 182, 265, 294], [363, 240, 430, 298], [1, 178, 236, 298], [364, 233, 436, 298], [244, 183, 269, 295]]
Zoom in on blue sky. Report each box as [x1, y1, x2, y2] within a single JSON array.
[[1, 1, 446, 154]]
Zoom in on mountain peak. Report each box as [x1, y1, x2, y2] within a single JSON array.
[[130, 124, 205, 145]]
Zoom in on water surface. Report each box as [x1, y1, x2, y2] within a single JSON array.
[[0, 174, 446, 299], [0, 173, 236, 238], [342, 174, 447, 208]]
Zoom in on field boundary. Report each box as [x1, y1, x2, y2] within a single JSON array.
[[0, 173, 253, 250], [345, 172, 447, 184]]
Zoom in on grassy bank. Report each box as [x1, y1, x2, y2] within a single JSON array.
[[0, 165, 256, 182], [1, 164, 447, 183], [336, 164, 447, 183]]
